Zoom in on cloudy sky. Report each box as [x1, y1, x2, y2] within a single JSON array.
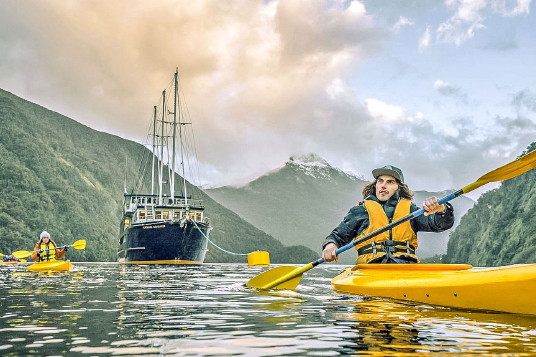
[[1, 0, 535, 199]]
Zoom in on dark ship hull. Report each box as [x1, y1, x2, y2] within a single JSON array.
[[118, 220, 209, 264]]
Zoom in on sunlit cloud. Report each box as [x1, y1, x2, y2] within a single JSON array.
[[364, 98, 408, 123]]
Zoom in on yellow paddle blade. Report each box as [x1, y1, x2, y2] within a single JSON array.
[[247, 263, 316, 290], [462, 149, 536, 193], [246, 266, 303, 290], [12, 250, 34, 259], [0, 253, 4, 257], [71, 240, 87, 250]]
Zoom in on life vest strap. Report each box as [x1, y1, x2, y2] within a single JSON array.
[[357, 240, 416, 256]]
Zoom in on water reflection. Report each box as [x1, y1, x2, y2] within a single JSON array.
[[0, 263, 535, 356], [335, 298, 536, 355]]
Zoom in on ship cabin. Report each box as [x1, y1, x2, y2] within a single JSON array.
[[121, 194, 205, 229]]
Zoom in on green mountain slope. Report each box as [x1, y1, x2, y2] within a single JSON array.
[[206, 154, 475, 264], [442, 143, 536, 266], [0, 88, 318, 263]]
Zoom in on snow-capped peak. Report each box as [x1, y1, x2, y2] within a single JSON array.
[[286, 153, 339, 180], [287, 153, 330, 168], [285, 153, 364, 181]]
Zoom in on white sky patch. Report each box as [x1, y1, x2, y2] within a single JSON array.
[[436, 0, 531, 46], [433, 79, 469, 105], [393, 16, 415, 32], [347, 0, 367, 16], [491, 0, 532, 16], [435, 80, 450, 89], [418, 26, 431, 50], [364, 98, 407, 122], [407, 111, 423, 123], [326, 78, 346, 100]]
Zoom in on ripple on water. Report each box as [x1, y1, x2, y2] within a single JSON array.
[[1, 263, 535, 356]]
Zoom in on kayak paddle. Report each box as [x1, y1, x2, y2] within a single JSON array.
[[12, 239, 87, 259], [247, 149, 536, 290]]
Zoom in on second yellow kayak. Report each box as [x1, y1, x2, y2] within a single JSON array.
[[331, 263, 536, 315], [27, 260, 74, 272]]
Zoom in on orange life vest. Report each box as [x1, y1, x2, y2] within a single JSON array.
[[35, 242, 58, 262], [354, 199, 419, 264]]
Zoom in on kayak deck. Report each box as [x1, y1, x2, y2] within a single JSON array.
[[27, 260, 74, 272], [331, 263, 536, 315]]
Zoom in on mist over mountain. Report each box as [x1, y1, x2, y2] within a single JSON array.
[[0, 88, 319, 264], [206, 153, 475, 264]]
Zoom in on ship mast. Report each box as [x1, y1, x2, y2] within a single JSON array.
[[151, 105, 157, 196], [158, 90, 166, 205], [170, 69, 177, 200], [175, 67, 189, 208]]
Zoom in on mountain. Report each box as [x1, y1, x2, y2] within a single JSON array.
[[205, 153, 475, 264], [0, 88, 319, 264], [442, 143, 536, 266]]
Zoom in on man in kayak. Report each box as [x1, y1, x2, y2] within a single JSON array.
[[31, 231, 69, 262], [322, 165, 454, 264]]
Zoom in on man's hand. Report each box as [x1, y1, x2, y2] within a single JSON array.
[[423, 196, 446, 216], [322, 242, 339, 262]]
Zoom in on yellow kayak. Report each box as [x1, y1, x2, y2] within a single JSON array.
[[1, 261, 21, 266], [27, 260, 74, 272], [331, 263, 536, 315]]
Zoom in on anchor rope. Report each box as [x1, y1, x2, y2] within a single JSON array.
[[192, 220, 248, 256]]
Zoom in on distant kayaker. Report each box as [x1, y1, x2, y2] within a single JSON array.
[[31, 231, 69, 262], [2, 254, 20, 262], [322, 165, 454, 264]]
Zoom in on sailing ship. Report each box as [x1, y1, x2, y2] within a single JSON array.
[[118, 68, 211, 264]]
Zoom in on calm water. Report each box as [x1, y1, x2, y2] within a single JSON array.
[[0, 262, 535, 356]]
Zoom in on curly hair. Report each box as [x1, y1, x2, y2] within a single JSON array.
[[362, 179, 414, 200]]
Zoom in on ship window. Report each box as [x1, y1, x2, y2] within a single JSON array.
[[124, 218, 130, 225], [196, 212, 202, 221], [155, 211, 162, 219], [140, 211, 146, 220], [163, 211, 169, 219]]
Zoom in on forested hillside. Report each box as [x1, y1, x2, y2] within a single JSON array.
[[0, 89, 319, 263], [443, 143, 536, 266]]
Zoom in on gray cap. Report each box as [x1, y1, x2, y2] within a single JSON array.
[[372, 165, 404, 183]]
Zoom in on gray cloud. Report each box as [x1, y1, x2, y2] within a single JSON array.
[[434, 80, 469, 105], [512, 89, 536, 112]]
